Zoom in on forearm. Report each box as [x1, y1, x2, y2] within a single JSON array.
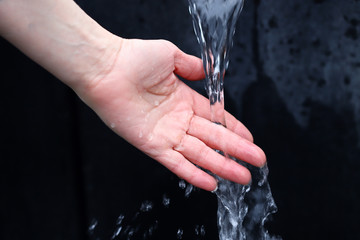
[[0, 0, 121, 92]]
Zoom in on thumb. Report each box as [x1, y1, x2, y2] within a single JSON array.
[[174, 49, 205, 81]]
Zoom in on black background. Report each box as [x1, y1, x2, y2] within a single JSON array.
[[1, 0, 360, 239]]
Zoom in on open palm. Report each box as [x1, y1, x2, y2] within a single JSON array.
[[83, 38, 266, 191]]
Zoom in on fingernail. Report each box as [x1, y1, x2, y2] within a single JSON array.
[[211, 179, 219, 193], [246, 177, 252, 186], [211, 184, 218, 193], [255, 147, 267, 167]]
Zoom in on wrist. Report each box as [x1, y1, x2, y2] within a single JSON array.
[[0, 0, 123, 97], [68, 29, 124, 97]]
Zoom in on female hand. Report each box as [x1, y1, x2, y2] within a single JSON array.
[[81, 38, 266, 191], [0, 0, 265, 192]]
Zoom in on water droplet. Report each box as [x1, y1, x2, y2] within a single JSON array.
[[185, 184, 194, 198], [178, 180, 186, 189], [195, 224, 206, 236], [139, 131, 143, 138], [200, 225, 206, 236], [154, 100, 159, 106], [162, 194, 170, 207], [111, 226, 122, 239], [177, 228, 184, 239], [127, 228, 135, 238], [88, 218, 98, 235], [147, 133, 153, 141], [140, 200, 153, 212], [147, 220, 158, 237], [110, 123, 116, 128], [195, 225, 200, 235], [116, 214, 125, 225]]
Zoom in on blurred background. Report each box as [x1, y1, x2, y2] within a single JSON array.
[[1, 0, 360, 239]]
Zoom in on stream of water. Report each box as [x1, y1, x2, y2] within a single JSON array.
[[88, 2, 280, 239], [188, 0, 281, 239]]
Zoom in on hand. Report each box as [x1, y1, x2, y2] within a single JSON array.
[[81, 38, 266, 191], [0, 0, 265, 191]]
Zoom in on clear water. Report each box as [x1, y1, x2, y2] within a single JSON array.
[[88, 182, 207, 240], [88, 1, 280, 239], [188, 0, 281, 239]]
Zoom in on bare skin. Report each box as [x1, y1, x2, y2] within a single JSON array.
[[0, 0, 266, 191]]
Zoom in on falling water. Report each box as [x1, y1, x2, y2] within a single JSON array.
[[188, 0, 281, 239]]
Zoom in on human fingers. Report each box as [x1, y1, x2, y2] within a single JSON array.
[[173, 49, 205, 80], [173, 134, 251, 186], [159, 150, 218, 191], [187, 116, 266, 167], [191, 92, 254, 142]]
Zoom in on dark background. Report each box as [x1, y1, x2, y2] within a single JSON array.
[[1, 0, 360, 239]]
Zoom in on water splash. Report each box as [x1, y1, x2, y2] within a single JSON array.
[[103, 196, 208, 240], [140, 201, 154, 212], [188, 0, 244, 126], [162, 194, 171, 208], [177, 228, 184, 239], [179, 179, 187, 189], [88, 218, 98, 236], [178, 179, 195, 198], [108, 201, 159, 240], [195, 224, 206, 236], [188, 0, 281, 239]]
